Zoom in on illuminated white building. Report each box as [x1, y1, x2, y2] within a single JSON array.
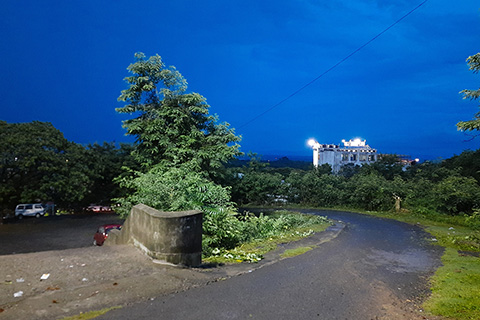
[[308, 138, 378, 173]]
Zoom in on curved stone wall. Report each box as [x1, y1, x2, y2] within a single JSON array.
[[107, 204, 203, 266]]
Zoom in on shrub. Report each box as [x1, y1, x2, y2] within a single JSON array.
[[113, 163, 240, 255], [433, 176, 480, 215]]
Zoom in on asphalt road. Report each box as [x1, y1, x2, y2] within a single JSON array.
[[97, 210, 444, 320], [0, 213, 124, 255]]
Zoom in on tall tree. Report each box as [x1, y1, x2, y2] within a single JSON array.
[[114, 53, 242, 217], [457, 53, 480, 132], [83, 142, 137, 205], [116, 53, 241, 176], [0, 121, 92, 210]]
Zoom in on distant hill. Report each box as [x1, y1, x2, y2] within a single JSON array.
[[228, 156, 312, 170]]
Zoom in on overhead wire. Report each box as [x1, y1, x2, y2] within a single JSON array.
[[237, 0, 429, 129]]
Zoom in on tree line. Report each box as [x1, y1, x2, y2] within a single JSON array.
[[1, 51, 479, 227], [225, 152, 480, 220], [2, 118, 480, 219], [0, 120, 136, 214]]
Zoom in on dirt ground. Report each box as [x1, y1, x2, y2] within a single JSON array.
[[0, 222, 346, 320], [0, 244, 216, 320]]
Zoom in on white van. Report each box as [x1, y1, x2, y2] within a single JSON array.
[[15, 204, 46, 219]]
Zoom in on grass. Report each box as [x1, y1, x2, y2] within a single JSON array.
[[203, 211, 332, 264], [60, 306, 122, 320], [423, 248, 480, 320], [281, 246, 314, 258]]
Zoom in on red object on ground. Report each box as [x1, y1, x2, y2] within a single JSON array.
[[93, 224, 122, 246]]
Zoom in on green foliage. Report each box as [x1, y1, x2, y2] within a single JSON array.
[[202, 210, 243, 255], [443, 149, 480, 183], [433, 176, 480, 215], [112, 160, 332, 256], [281, 246, 314, 258], [113, 162, 240, 255], [359, 154, 404, 180], [114, 163, 234, 216], [404, 161, 452, 182], [204, 211, 331, 263], [424, 248, 480, 320], [0, 121, 92, 209], [457, 53, 480, 132], [239, 211, 330, 244], [465, 210, 480, 230], [403, 177, 436, 212], [116, 52, 241, 174], [230, 171, 284, 205], [0, 121, 142, 213], [346, 173, 393, 211], [337, 163, 361, 178], [227, 147, 480, 220], [227, 153, 286, 205], [288, 171, 346, 207], [226, 156, 312, 171], [83, 142, 137, 205], [114, 53, 248, 254], [313, 163, 333, 175]]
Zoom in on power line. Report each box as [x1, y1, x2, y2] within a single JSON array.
[[238, 0, 429, 129]]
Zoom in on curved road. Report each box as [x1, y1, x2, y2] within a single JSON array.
[[99, 210, 444, 320]]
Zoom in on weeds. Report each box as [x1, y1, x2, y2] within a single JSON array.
[[203, 211, 331, 263], [281, 246, 314, 258], [60, 306, 122, 320]]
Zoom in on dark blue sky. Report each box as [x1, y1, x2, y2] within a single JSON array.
[[1, 1, 480, 161]]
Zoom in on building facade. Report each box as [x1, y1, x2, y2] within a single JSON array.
[[309, 138, 378, 173]]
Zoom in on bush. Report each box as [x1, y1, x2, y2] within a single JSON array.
[[114, 163, 242, 255], [237, 211, 330, 244], [465, 210, 480, 230], [346, 173, 393, 211], [202, 209, 242, 256], [285, 171, 346, 207], [230, 170, 284, 205], [433, 176, 480, 215]]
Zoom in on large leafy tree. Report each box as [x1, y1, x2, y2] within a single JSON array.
[[116, 53, 241, 176], [114, 53, 242, 217], [114, 53, 244, 254], [0, 121, 92, 210], [457, 53, 480, 132], [83, 142, 137, 205]]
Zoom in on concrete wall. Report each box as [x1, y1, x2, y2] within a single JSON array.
[[107, 204, 203, 267]]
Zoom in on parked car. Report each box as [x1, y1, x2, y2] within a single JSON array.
[[86, 205, 113, 213], [93, 224, 122, 246], [15, 204, 46, 219]]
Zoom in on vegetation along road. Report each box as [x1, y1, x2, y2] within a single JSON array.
[[97, 210, 443, 320]]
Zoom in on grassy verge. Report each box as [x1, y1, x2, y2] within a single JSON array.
[[61, 306, 122, 320], [423, 248, 480, 319], [203, 210, 332, 264], [281, 246, 314, 258]]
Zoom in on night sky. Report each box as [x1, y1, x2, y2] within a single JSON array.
[[1, 1, 480, 161]]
